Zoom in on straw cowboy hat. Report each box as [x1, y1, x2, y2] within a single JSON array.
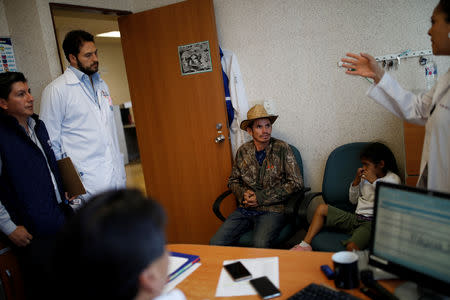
[[240, 104, 278, 130]]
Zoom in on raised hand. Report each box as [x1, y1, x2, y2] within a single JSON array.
[[341, 52, 385, 84], [352, 167, 364, 186]]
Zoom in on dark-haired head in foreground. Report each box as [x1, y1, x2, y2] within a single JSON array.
[[53, 189, 169, 300]]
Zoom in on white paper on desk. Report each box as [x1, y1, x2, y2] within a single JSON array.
[[163, 263, 201, 294], [215, 257, 279, 297], [168, 256, 189, 274]]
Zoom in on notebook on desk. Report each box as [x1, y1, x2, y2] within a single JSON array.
[[168, 252, 200, 282]]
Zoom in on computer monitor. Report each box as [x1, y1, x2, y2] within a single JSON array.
[[369, 182, 450, 296]]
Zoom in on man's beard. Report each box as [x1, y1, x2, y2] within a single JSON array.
[[77, 59, 98, 76]]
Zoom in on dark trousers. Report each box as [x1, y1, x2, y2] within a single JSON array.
[[15, 236, 56, 300], [210, 209, 286, 248]]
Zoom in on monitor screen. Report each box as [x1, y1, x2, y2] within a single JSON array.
[[369, 182, 450, 295]]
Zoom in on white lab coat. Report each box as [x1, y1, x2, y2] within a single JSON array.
[[221, 49, 251, 159], [367, 69, 450, 193], [40, 68, 126, 199]]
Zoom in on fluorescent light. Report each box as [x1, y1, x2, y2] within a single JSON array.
[[96, 31, 121, 38]]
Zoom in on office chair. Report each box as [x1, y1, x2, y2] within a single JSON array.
[[212, 144, 309, 248], [298, 142, 369, 252]]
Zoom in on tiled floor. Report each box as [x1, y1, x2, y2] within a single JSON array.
[[125, 161, 146, 196]]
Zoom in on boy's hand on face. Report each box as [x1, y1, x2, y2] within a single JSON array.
[[362, 168, 377, 184], [352, 168, 364, 186]]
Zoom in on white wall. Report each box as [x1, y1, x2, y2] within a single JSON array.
[[1, 0, 448, 191], [2, 0, 54, 107], [0, 0, 9, 36]]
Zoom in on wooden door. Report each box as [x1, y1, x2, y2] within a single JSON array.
[[403, 122, 425, 186], [119, 0, 234, 244]]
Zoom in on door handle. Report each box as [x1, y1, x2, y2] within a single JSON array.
[[214, 134, 225, 143]]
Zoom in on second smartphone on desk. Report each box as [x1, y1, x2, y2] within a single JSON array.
[[250, 276, 281, 299]]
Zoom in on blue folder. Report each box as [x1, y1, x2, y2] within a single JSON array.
[[169, 252, 200, 282]]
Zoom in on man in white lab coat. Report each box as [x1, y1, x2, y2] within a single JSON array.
[[41, 30, 126, 204]]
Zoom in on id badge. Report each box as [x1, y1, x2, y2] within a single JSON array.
[[100, 90, 113, 111]]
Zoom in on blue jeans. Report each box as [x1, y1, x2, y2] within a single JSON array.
[[210, 208, 286, 248]]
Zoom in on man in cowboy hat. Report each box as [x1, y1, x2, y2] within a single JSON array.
[[210, 104, 303, 248]]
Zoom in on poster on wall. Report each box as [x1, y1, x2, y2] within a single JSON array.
[[178, 40, 212, 75], [0, 37, 17, 73]]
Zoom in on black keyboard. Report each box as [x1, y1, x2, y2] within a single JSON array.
[[287, 283, 362, 300]]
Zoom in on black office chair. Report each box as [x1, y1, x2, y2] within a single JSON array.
[[212, 144, 309, 248], [298, 142, 369, 252]]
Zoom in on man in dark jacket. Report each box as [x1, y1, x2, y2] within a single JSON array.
[[0, 72, 72, 298]]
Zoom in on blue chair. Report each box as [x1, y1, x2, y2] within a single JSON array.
[[212, 144, 309, 248], [298, 142, 369, 252]]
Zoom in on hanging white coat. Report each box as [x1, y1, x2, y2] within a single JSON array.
[[221, 49, 251, 159]]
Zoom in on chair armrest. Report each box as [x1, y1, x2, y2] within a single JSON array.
[[298, 191, 322, 227], [284, 187, 311, 219], [284, 192, 301, 217], [212, 190, 234, 222]]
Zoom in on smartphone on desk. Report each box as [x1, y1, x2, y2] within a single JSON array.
[[250, 276, 281, 299], [223, 261, 252, 281]]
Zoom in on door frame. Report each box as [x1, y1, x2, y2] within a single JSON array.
[[49, 3, 145, 192]]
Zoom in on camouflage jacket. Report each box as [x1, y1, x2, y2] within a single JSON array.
[[228, 138, 303, 213]]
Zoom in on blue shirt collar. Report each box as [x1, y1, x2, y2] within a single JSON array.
[[69, 65, 100, 82], [69, 66, 102, 101]]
